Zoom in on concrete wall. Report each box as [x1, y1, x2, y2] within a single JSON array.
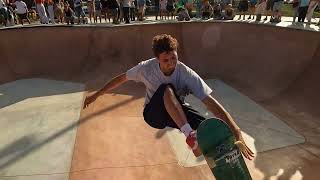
[[0, 22, 319, 101]]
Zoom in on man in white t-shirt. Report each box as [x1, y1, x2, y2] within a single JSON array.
[[84, 34, 254, 159], [14, 0, 31, 25]]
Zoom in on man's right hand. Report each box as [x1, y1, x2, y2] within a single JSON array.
[[83, 94, 98, 109]]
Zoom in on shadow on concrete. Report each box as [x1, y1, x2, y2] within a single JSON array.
[[0, 96, 138, 173], [0, 78, 85, 109], [0, 78, 145, 109]]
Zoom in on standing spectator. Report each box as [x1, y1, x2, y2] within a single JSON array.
[[223, 3, 235, 20], [108, 0, 120, 24], [185, 0, 192, 16], [14, 0, 31, 25], [64, 1, 74, 24], [248, 0, 257, 20], [73, 0, 86, 24], [119, 0, 124, 22], [129, 0, 135, 21], [155, 0, 159, 20], [87, 0, 95, 23], [306, 0, 319, 24], [255, 0, 266, 21], [270, 0, 283, 22], [194, 0, 201, 18], [137, 0, 145, 21], [238, 0, 248, 20], [292, 0, 299, 22], [100, 0, 109, 22], [94, 0, 102, 23], [213, 3, 222, 19], [298, 0, 309, 22], [54, 0, 64, 23], [166, 0, 174, 19], [264, 0, 274, 21], [201, 0, 213, 19], [159, 0, 167, 20], [121, 0, 131, 23], [47, 0, 55, 23], [35, 0, 49, 23]]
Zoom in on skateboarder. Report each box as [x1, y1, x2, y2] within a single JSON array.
[[83, 34, 254, 160]]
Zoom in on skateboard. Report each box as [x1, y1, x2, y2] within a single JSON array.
[[197, 118, 252, 180]]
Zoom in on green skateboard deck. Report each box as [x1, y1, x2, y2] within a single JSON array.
[[197, 118, 252, 180]]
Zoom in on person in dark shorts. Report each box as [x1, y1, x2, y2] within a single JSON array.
[[247, 0, 257, 20], [270, 0, 283, 23], [84, 34, 255, 160], [64, 2, 75, 24], [166, 0, 175, 20], [264, 0, 274, 21], [14, 0, 31, 25], [129, 0, 136, 21], [108, 0, 120, 24], [73, 0, 86, 24], [155, 0, 160, 20], [100, 0, 109, 22], [94, 0, 102, 23], [238, 0, 248, 20]]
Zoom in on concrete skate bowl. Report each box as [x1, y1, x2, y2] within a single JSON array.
[[1, 22, 320, 180]]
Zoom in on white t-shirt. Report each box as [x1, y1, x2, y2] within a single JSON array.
[[126, 58, 212, 105], [14, 1, 28, 14]]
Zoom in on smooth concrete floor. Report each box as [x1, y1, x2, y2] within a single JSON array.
[[1, 78, 319, 180]]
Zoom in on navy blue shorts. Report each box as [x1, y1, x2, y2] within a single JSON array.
[[143, 84, 205, 130]]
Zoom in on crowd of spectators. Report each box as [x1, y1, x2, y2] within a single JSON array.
[[0, 0, 319, 26]]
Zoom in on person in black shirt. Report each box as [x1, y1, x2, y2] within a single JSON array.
[[64, 2, 75, 24], [108, 0, 120, 24]]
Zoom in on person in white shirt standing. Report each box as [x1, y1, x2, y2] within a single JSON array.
[[34, 0, 49, 23], [14, 0, 31, 25], [46, 0, 55, 24]]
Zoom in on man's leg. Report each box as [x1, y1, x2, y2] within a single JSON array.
[[306, 2, 318, 23], [163, 86, 188, 129], [144, 84, 203, 156]]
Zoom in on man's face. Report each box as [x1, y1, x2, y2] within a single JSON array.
[[158, 50, 178, 76]]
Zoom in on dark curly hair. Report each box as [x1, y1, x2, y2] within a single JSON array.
[[152, 34, 178, 58]]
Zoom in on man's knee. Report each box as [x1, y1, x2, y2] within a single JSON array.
[[162, 84, 177, 100], [164, 84, 174, 95]]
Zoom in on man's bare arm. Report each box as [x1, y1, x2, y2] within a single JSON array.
[[95, 73, 128, 97], [83, 73, 128, 108], [202, 95, 254, 160], [202, 95, 240, 134]]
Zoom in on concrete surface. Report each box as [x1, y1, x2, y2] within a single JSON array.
[[0, 79, 84, 179], [0, 21, 320, 180]]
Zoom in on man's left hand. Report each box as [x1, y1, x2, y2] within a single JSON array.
[[234, 130, 255, 160]]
